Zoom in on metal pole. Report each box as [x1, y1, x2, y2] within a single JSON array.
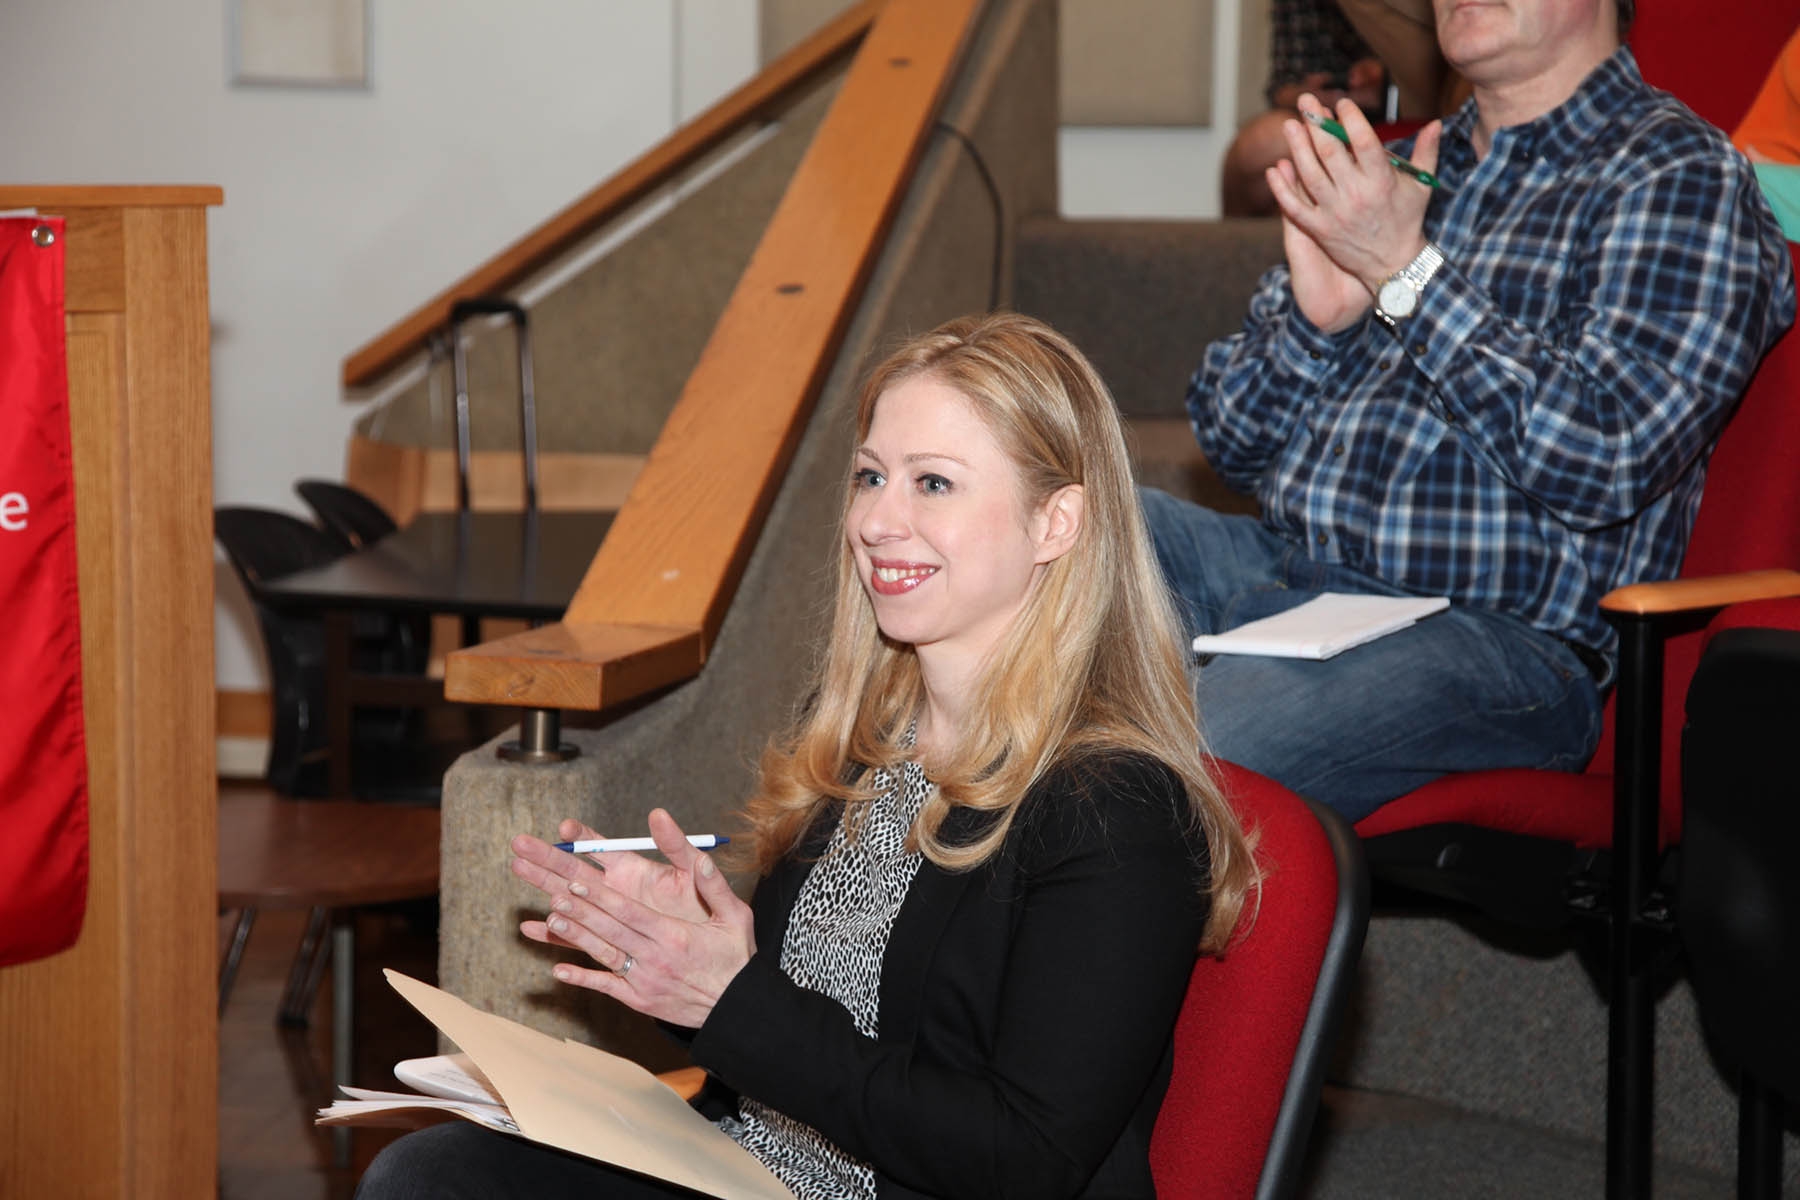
[[1606, 615, 1660, 1200], [498, 707, 579, 764]]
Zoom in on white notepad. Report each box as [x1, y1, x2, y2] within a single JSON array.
[[1190, 593, 1450, 660]]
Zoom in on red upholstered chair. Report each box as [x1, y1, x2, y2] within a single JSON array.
[[1151, 762, 1370, 1200], [1348, 9, 1800, 1196], [1628, 0, 1798, 134]]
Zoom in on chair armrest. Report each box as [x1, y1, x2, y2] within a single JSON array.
[[1600, 568, 1800, 617], [658, 1066, 708, 1102], [444, 620, 703, 710]]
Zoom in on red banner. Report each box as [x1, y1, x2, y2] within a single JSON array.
[[0, 216, 89, 966]]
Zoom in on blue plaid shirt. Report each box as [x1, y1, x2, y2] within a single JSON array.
[[1189, 48, 1796, 660]]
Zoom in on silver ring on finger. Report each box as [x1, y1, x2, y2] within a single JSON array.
[[617, 954, 635, 980]]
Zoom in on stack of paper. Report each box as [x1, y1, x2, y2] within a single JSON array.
[[319, 1052, 517, 1132], [1190, 592, 1451, 660]]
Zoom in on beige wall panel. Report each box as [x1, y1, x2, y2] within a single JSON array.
[[1237, 0, 1273, 127], [1060, 0, 1214, 126], [766, 0, 1235, 129], [762, 0, 860, 61]]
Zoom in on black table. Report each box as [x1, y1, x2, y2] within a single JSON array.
[[256, 510, 614, 796]]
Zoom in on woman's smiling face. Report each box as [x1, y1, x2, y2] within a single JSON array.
[[849, 374, 1051, 673]]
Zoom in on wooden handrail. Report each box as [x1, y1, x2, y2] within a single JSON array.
[[340, 1, 880, 389], [0, 185, 224, 208], [445, 0, 983, 712]]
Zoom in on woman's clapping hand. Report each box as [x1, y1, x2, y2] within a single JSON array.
[[512, 808, 755, 1029]]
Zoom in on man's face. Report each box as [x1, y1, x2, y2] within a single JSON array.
[[1432, 0, 1611, 87]]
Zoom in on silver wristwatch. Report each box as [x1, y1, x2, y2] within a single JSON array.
[[1374, 242, 1445, 324]]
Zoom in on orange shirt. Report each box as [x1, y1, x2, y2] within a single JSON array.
[[1734, 27, 1800, 164]]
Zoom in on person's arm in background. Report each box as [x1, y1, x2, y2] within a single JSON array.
[[1733, 26, 1800, 165], [1265, 0, 1322, 108], [1266, 0, 1378, 112], [1229, 0, 1384, 216], [1333, 0, 1466, 119], [1748, 163, 1800, 240]]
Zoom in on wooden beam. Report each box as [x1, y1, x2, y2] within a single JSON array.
[[340, 1, 880, 389], [444, 621, 703, 710], [0, 185, 223, 209], [59, 209, 125, 313], [217, 688, 273, 739]]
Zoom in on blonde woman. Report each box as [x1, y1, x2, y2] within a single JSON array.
[[357, 313, 1255, 1200]]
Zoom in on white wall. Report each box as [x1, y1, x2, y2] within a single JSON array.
[[0, 0, 757, 693]]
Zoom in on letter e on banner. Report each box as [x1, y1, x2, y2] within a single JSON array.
[[0, 217, 90, 967]]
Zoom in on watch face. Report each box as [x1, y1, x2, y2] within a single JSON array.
[[1378, 276, 1418, 319]]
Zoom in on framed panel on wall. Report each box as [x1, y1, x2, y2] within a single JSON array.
[[229, 0, 370, 89]]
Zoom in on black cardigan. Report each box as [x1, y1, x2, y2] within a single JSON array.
[[690, 752, 1210, 1200]]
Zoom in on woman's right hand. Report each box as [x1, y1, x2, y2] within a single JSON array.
[[513, 809, 756, 1029], [511, 809, 715, 936]]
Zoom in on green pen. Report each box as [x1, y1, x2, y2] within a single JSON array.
[[1302, 109, 1442, 190]]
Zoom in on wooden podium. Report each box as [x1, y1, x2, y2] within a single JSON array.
[[0, 186, 221, 1198]]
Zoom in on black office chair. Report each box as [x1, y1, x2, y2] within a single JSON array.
[[1677, 597, 1800, 1200], [217, 505, 481, 809], [215, 506, 344, 796], [294, 479, 430, 677]]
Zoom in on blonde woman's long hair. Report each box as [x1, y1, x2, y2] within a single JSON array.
[[739, 312, 1252, 951]]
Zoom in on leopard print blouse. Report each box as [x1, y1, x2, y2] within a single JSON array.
[[719, 755, 933, 1199]]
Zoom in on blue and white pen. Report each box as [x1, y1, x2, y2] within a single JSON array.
[[554, 835, 730, 853]]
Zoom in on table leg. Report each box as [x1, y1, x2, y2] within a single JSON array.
[[218, 908, 257, 1016], [325, 610, 354, 798], [279, 906, 330, 1026], [332, 912, 354, 1170]]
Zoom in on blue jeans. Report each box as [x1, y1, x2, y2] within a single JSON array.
[[1138, 488, 1604, 823]]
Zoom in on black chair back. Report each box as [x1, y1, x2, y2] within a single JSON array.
[[215, 507, 346, 795], [1679, 621, 1800, 1197], [295, 479, 399, 553], [294, 481, 429, 678]]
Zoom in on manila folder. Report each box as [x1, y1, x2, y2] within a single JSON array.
[[382, 969, 793, 1200]]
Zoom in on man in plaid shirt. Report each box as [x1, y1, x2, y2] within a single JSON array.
[[1145, 0, 1796, 822]]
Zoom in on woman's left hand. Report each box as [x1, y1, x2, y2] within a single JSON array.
[[517, 809, 756, 1029]]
